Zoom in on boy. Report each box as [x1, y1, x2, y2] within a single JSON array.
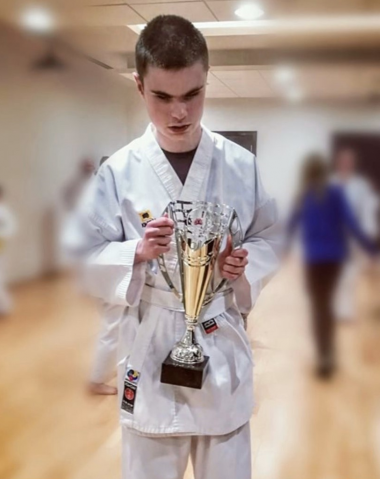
[[68, 15, 279, 479]]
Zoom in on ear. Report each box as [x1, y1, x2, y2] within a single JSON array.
[[133, 72, 144, 97]]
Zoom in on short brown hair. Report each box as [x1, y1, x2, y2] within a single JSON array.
[[135, 15, 209, 80]]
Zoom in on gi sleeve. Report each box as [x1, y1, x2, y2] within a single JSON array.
[[63, 165, 146, 307], [232, 159, 282, 314]]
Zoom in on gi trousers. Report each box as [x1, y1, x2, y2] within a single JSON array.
[[122, 421, 251, 479]]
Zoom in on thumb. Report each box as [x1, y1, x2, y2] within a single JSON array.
[[225, 234, 233, 254], [220, 234, 233, 259]]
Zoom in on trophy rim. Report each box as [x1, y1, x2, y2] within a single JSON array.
[[168, 200, 235, 213]]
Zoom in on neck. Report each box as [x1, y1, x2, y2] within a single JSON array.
[[154, 125, 202, 153]]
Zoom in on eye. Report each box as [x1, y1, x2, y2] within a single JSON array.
[[155, 94, 171, 102], [184, 92, 200, 101]]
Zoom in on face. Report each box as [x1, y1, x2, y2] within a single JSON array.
[[335, 149, 356, 178], [135, 61, 208, 152]]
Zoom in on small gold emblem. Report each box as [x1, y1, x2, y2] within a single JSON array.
[[138, 210, 154, 227]]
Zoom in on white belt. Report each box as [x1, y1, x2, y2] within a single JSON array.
[[126, 286, 235, 374], [140, 285, 235, 320]]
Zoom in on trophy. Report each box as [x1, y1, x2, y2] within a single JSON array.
[[158, 200, 242, 389]]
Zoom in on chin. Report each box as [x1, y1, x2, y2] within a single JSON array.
[[167, 130, 190, 139]]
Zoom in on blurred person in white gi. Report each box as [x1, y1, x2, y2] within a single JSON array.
[[62, 158, 96, 212], [89, 155, 119, 396], [332, 147, 379, 322], [63, 156, 119, 395], [0, 186, 17, 316], [65, 15, 279, 479], [44, 158, 96, 275]]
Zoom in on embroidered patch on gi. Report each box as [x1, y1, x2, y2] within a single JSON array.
[[138, 210, 155, 228], [202, 318, 219, 334], [126, 368, 140, 384], [121, 367, 141, 414], [121, 380, 137, 414]]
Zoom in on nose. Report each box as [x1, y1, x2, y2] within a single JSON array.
[[171, 101, 187, 122]]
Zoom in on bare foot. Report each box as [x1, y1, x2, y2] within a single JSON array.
[[88, 382, 117, 395]]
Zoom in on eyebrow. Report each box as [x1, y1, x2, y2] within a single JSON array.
[[150, 86, 204, 98]]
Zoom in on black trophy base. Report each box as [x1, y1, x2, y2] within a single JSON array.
[[161, 353, 210, 389]]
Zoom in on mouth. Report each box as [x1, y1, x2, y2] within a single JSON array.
[[168, 124, 190, 134]]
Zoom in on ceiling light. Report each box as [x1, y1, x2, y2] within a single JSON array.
[[234, 4, 264, 21], [128, 15, 380, 38], [20, 7, 55, 33], [275, 66, 295, 84]]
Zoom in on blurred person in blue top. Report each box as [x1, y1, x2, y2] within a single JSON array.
[[287, 153, 378, 378]]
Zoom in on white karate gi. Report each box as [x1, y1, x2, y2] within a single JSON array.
[[0, 203, 16, 315], [66, 125, 279, 478], [60, 170, 122, 385], [333, 175, 379, 320], [90, 303, 123, 383]]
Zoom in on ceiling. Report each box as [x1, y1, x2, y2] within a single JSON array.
[[1, 0, 380, 100]]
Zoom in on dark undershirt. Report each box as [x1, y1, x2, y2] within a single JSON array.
[[162, 147, 197, 185]]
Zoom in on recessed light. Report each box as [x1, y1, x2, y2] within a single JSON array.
[[234, 4, 264, 21], [275, 66, 295, 84], [128, 15, 380, 37], [20, 7, 55, 33]]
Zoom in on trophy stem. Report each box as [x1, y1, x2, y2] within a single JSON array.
[[170, 315, 204, 365]]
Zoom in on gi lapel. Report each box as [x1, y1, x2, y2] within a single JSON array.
[[143, 124, 183, 207]]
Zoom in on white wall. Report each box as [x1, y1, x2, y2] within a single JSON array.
[[0, 27, 135, 282], [204, 99, 380, 213]]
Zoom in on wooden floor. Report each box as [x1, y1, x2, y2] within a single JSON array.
[[1, 261, 380, 479]]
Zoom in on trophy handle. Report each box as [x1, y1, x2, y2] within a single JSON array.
[[204, 209, 243, 304], [157, 204, 182, 301]]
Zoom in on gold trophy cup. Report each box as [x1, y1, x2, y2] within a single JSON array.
[[158, 200, 242, 389]]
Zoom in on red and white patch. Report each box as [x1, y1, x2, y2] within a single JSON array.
[[125, 388, 135, 401]]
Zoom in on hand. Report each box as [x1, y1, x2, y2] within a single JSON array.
[[135, 216, 174, 263], [218, 236, 249, 281]]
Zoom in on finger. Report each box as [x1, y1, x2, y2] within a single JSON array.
[[231, 248, 248, 258], [223, 264, 245, 276], [155, 226, 174, 236], [149, 217, 174, 228], [149, 236, 172, 246], [220, 235, 233, 257], [145, 227, 160, 239], [145, 226, 173, 239], [221, 271, 239, 281], [153, 245, 171, 256], [225, 256, 243, 267], [157, 237, 172, 247], [225, 256, 248, 267]]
